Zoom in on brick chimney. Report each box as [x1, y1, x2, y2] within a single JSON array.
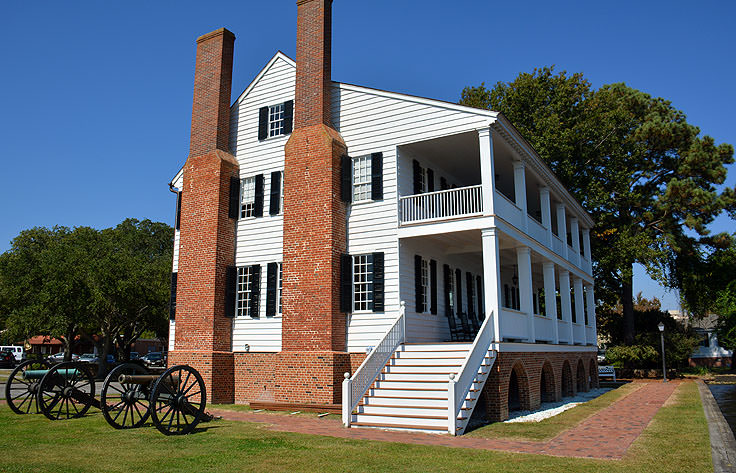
[[172, 28, 238, 403], [283, 0, 348, 357]]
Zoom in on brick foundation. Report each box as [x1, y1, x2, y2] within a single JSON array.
[[480, 350, 598, 422]]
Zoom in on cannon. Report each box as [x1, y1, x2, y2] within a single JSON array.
[[4, 359, 212, 435]]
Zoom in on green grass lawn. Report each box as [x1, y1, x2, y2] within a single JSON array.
[[466, 382, 640, 440], [0, 382, 711, 473]]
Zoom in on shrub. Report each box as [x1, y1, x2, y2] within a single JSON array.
[[606, 344, 659, 368]]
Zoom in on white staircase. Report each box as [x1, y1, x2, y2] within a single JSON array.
[[348, 343, 496, 434]]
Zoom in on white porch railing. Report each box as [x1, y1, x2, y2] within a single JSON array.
[[448, 310, 495, 435], [342, 301, 406, 427], [399, 185, 482, 225]]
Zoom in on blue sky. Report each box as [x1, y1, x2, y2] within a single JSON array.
[[1, 1, 733, 311]]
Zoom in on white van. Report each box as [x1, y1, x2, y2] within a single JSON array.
[[0, 346, 24, 362]]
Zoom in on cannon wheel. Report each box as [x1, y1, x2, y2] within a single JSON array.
[[4, 359, 51, 414], [101, 363, 152, 429], [37, 362, 95, 420], [149, 365, 206, 436]]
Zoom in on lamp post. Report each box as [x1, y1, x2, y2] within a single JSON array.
[[658, 322, 667, 383]]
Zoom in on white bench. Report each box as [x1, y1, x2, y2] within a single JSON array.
[[598, 365, 616, 382]]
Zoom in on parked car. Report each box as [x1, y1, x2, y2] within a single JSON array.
[[0, 345, 24, 362], [79, 353, 116, 365], [597, 349, 606, 363], [141, 352, 165, 368], [48, 352, 80, 363], [0, 350, 16, 368], [129, 351, 140, 360]]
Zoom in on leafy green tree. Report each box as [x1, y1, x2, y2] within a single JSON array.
[[714, 281, 736, 370], [460, 68, 736, 344]]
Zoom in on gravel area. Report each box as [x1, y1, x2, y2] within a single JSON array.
[[504, 387, 613, 423]]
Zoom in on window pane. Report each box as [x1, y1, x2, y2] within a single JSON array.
[[268, 103, 285, 137], [352, 155, 372, 202], [241, 177, 256, 218], [353, 254, 374, 311], [236, 266, 255, 317]]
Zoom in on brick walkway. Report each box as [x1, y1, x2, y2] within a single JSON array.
[[210, 380, 680, 460]]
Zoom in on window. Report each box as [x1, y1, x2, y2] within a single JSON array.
[[353, 254, 374, 311], [448, 270, 455, 313], [240, 177, 256, 218], [420, 258, 429, 313], [419, 167, 428, 193], [278, 263, 283, 314], [236, 266, 258, 317], [268, 103, 285, 138], [352, 155, 372, 202]]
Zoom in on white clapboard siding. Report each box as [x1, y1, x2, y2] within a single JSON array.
[[168, 321, 175, 351], [226, 53, 295, 353], [172, 229, 180, 273]]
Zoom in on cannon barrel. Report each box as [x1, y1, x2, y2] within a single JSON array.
[[118, 374, 179, 385], [24, 368, 78, 380]]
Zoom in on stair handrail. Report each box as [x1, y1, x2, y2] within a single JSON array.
[[448, 310, 494, 434], [342, 301, 406, 427]]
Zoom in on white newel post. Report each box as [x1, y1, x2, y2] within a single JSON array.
[[573, 277, 584, 343], [557, 203, 567, 259], [571, 217, 580, 267], [342, 372, 351, 427], [481, 228, 502, 342], [543, 262, 559, 344], [559, 269, 573, 344], [540, 186, 552, 247], [478, 127, 496, 216], [586, 284, 597, 345], [448, 373, 457, 435], [517, 247, 535, 343], [513, 160, 528, 232]]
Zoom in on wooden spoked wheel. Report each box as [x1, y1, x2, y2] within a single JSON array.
[[4, 359, 51, 415], [101, 363, 152, 429], [37, 362, 95, 420], [149, 365, 206, 436]]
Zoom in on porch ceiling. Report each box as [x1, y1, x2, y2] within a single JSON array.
[[400, 131, 481, 184]]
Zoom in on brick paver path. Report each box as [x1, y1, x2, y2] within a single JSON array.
[[210, 380, 680, 460]]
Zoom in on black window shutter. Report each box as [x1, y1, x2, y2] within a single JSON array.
[[341, 155, 352, 203], [476, 275, 483, 317], [455, 268, 463, 315], [269, 171, 281, 215], [371, 152, 383, 200], [466, 272, 474, 315], [427, 168, 435, 192], [340, 254, 353, 312], [372, 252, 384, 312], [169, 272, 177, 320], [175, 192, 182, 230], [440, 177, 448, 191], [265, 262, 278, 317], [258, 106, 269, 141], [250, 264, 261, 318], [254, 174, 264, 217], [504, 284, 510, 308], [412, 159, 422, 194], [228, 177, 240, 219], [282, 100, 293, 135], [225, 266, 237, 318], [414, 255, 423, 312], [443, 264, 452, 317], [430, 260, 437, 315]]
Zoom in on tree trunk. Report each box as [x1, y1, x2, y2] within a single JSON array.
[[622, 269, 635, 345], [98, 336, 113, 379], [63, 327, 75, 362]]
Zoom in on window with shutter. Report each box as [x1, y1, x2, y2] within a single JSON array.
[[455, 268, 463, 315], [444, 264, 454, 317], [371, 152, 383, 200], [258, 101, 293, 140], [236, 265, 261, 318], [372, 252, 384, 312], [240, 177, 256, 218], [266, 262, 278, 317], [175, 192, 182, 230], [353, 254, 374, 311], [254, 174, 264, 217], [269, 171, 282, 215], [352, 155, 372, 202], [430, 260, 437, 315]]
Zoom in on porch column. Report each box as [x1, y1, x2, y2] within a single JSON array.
[[517, 246, 535, 343], [556, 203, 567, 259], [582, 228, 592, 273], [586, 283, 597, 345], [559, 269, 573, 344], [570, 217, 580, 267], [540, 186, 552, 247], [513, 160, 528, 232], [542, 262, 559, 344], [573, 277, 584, 344], [478, 127, 496, 216], [481, 228, 502, 342]]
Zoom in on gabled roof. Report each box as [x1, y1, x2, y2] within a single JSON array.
[[232, 51, 295, 107]]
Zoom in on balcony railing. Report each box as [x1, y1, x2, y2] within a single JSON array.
[[399, 185, 482, 225]]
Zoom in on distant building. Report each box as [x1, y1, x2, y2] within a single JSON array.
[[668, 310, 732, 368]]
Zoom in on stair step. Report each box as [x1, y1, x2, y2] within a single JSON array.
[[350, 421, 448, 434], [377, 372, 454, 382], [357, 405, 447, 416], [352, 413, 448, 428], [362, 396, 448, 408], [400, 343, 472, 351]]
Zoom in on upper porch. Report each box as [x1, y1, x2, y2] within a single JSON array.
[[395, 126, 593, 276]]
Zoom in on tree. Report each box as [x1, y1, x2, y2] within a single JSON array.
[[460, 68, 736, 344], [714, 281, 736, 370]]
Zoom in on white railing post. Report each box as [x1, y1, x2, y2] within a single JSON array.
[[342, 372, 351, 427], [398, 185, 483, 225], [448, 374, 457, 435], [400, 301, 406, 342]]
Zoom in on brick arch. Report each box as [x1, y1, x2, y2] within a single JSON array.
[[576, 358, 589, 393], [540, 360, 557, 403], [508, 361, 532, 412], [588, 357, 599, 389], [561, 359, 574, 397]]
